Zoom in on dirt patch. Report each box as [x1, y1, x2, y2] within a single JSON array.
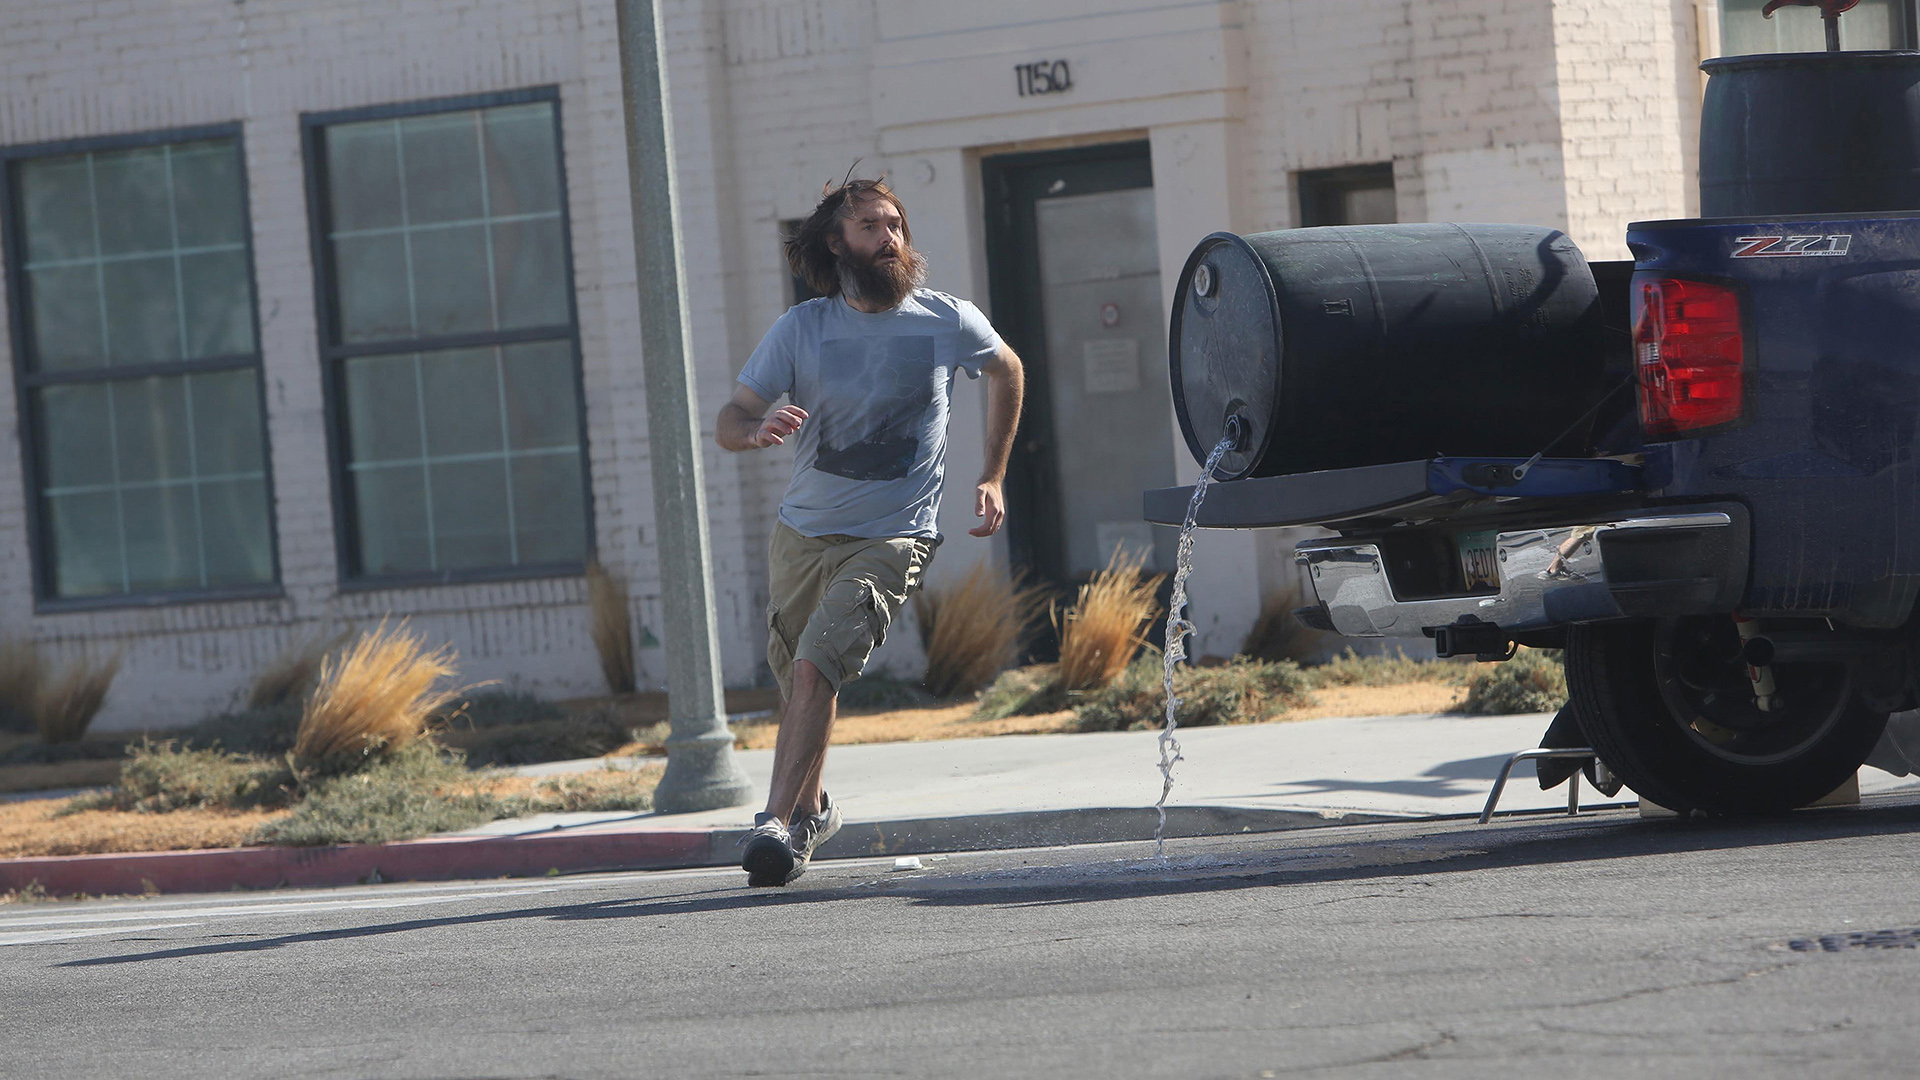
[[1290, 682, 1468, 721], [0, 799, 289, 859], [0, 758, 123, 795]]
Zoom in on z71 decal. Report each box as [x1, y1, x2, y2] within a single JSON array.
[[1732, 234, 1853, 258]]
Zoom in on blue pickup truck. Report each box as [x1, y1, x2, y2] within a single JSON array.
[[1146, 40, 1920, 815]]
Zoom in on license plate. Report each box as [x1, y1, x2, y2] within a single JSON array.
[[1458, 530, 1499, 590]]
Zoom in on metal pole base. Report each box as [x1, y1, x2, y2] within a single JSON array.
[[653, 728, 755, 814]]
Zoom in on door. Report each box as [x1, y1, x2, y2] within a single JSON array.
[[983, 142, 1176, 609]]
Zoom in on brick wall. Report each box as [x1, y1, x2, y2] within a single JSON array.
[[0, 0, 1703, 729]]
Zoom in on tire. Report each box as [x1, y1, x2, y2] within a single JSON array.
[[1565, 618, 1889, 815]]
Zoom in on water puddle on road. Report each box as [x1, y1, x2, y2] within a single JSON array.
[[1154, 436, 1236, 858]]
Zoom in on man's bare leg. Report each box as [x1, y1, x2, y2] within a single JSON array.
[[764, 659, 836, 823]]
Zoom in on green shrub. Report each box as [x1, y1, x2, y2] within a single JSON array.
[[172, 700, 303, 757], [107, 742, 294, 813], [453, 690, 566, 729], [838, 674, 938, 711], [972, 665, 1068, 721], [1300, 648, 1469, 689], [1074, 657, 1311, 732], [250, 742, 501, 846], [1458, 649, 1568, 715], [454, 705, 634, 767]]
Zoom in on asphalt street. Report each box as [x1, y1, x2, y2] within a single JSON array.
[[7, 797, 1920, 1079]]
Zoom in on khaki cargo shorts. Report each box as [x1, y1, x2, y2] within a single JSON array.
[[766, 522, 936, 701]]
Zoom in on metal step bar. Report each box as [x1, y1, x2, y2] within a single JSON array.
[[1479, 748, 1599, 824]]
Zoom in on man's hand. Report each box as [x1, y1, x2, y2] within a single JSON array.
[[971, 479, 1006, 537], [753, 405, 809, 448]]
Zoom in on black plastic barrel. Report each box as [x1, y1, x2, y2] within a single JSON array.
[[1700, 51, 1920, 217], [1170, 223, 1607, 480]]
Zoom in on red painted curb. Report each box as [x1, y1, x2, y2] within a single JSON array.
[[0, 828, 724, 897]]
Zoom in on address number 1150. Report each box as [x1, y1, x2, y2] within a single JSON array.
[[1015, 59, 1073, 97]]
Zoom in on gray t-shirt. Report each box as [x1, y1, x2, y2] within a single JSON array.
[[737, 289, 1003, 539]]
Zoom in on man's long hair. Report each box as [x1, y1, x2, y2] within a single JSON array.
[[785, 176, 914, 299]]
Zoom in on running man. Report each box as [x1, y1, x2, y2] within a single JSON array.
[[716, 176, 1024, 886]]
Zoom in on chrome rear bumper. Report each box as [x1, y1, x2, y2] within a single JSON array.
[[1297, 511, 1741, 638]]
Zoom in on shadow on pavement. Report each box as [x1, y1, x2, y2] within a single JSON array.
[[58, 800, 1920, 969], [1263, 753, 1524, 801]]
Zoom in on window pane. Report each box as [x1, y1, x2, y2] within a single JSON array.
[[45, 492, 121, 597], [26, 265, 104, 371], [333, 233, 412, 342], [112, 376, 192, 484], [35, 372, 272, 598], [492, 217, 569, 329], [501, 340, 580, 448], [93, 148, 174, 257], [100, 255, 181, 364], [170, 141, 247, 248], [409, 224, 493, 335], [326, 121, 404, 233], [352, 465, 432, 575], [191, 369, 266, 476], [483, 103, 562, 215], [1721, 0, 1905, 52], [199, 477, 273, 586], [420, 347, 504, 457], [15, 156, 95, 263], [38, 383, 115, 490], [120, 483, 201, 592], [400, 112, 484, 225], [342, 353, 424, 463], [179, 250, 255, 358], [510, 453, 586, 564], [429, 459, 513, 568]]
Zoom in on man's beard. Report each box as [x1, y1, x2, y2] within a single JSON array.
[[838, 243, 927, 309]]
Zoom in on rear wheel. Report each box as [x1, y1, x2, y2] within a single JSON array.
[[1565, 617, 1888, 814]]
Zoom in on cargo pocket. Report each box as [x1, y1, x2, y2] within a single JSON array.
[[807, 578, 885, 688]]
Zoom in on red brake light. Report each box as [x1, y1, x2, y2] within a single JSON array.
[[1634, 277, 1746, 437]]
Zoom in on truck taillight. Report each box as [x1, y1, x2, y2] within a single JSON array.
[[1633, 277, 1746, 437]]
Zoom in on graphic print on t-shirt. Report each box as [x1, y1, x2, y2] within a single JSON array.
[[813, 335, 936, 481]]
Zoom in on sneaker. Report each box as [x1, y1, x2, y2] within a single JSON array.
[[788, 792, 843, 863], [739, 813, 798, 887]]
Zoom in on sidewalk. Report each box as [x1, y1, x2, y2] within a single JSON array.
[[8, 710, 1918, 896]]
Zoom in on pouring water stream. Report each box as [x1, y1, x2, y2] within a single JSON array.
[[1153, 434, 1236, 857]]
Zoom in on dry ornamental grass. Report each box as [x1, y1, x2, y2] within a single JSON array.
[[585, 562, 636, 695], [293, 622, 469, 771], [35, 653, 120, 745], [247, 630, 350, 710], [1056, 549, 1164, 692], [0, 638, 43, 735], [916, 559, 1049, 699]]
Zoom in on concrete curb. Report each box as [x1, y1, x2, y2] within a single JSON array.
[[0, 805, 1408, 897]]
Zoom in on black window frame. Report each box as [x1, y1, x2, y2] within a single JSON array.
[[300, 86, 596, 591], [1718, 0, 1919, 51], [1296, 162, 1398, 228], [0, 122, 285, 612]]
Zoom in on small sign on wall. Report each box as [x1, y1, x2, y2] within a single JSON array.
[[1083, 338, 1140, 395]]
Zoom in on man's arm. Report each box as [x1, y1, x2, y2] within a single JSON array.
[[972, 342, 1025, 537], [716, 383, 809, 452]]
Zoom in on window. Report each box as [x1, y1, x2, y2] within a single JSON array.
[[1720, 0, 1914, 53], [3, 131, 276, 602], [1296, 164, 1397, 228], [306, 91, 590, 581]]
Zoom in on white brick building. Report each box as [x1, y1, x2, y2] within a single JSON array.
[[0, 0, 1907, 730]]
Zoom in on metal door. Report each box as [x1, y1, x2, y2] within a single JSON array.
[[984, 142, 1174, 599]]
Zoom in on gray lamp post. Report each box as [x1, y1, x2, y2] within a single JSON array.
[[615, 0, 754, 814]]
